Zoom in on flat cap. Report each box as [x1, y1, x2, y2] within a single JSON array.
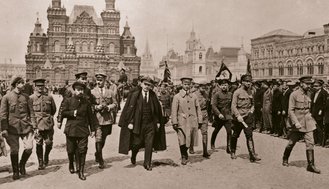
[[241, 74, 252, 82], [217, 79, 230, 85], [314, 79, 324, 86], [72, 82, 86, 90], [11, 76, 24, 87], [140, 76, 154, 84], [287, 81, 296, 86], [95, 72, 107, 79], [75, 71, 88, 79], [33, 78, 46, 86], [299, 76, 313, 84], [180, 77, 193, 82]]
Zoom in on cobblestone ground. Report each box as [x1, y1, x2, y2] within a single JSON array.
[[0, 95, 328, 189]]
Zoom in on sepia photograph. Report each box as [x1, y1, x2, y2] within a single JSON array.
[[0, 0, 329, 188]]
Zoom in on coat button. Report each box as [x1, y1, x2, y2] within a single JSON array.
[[187, 101, 189, 103], [188, 108, 190, 110]]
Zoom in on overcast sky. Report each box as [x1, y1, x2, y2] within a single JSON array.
[[1, 0, 329, 65]]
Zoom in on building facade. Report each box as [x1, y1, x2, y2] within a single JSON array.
[[140, 40, 157, 78], [158, 29, 249, 84], [0, 59, 26, 81], [26, 0, 141, 86], [251, 27, 329, 81]]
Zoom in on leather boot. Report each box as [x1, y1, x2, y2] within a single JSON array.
[[230, 137, 237, 159], [96, 142, 104, 169], [210, 127, 219, 150], [10, 154, 20, 180], [180, 145, 188, 165], [75, 150, 80, 173], [202, 135, 210, 158], [68, 153, 75, 174], [36, 145, 45, 170], [131, 149, 138, 165], [226, 134, 231, 154], [19, 150, 32, 176], [306, 149, 321, 174], [247, 138, 261, 162], [44, 145, 52, 167], [78, 153, 87, 180], [282, 146, 293, 167], [94, 143, 99, 163]]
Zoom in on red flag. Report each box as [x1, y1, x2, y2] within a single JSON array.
[[163, 61, 171, 82], [216, 59, 232, 80]]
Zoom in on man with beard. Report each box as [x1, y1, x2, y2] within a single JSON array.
[[231, 74, 261, 162], [57, 71, 96, 174], [211, 79, 232, 154], [194, 81, 211, 158], [118, 76, 166, 171], [172, 77, 202, 165], [30, 79, 57, 170], [0, 77, 36, 180], [282, 76, 320, 174], [61, 82, 96, 180], [91, 73, 117, 169]]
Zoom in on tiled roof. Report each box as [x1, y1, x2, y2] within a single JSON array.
[[261, 29, 300, 37]]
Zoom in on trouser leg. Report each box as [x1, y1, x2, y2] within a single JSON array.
[[244, 127, 261, 162], [143, 123, 155, 169], [230, 122, 243, 159], [66, 136, 76, 174], [10, 153, 20, 180], [210, 120, 221, 149], [224, 121, 232, 154], [20, 133, 33, 176], [77, 137, 88, 180], [36, 144, 45, 170]]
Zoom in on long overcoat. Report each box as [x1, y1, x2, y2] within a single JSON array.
[[171, 90, 202, 147], [118, 89, 166, 155]]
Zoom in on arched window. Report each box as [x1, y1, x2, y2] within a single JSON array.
[[199, 66, 203, 73], [82, 41, 88, 52], [90, 42, 94, 52], [109, 43, 115, 53], [75, 41, 80, 52], [297, 60, 303, 75], [278, 62, 284, 76], [268, 63, 273, 76], [287, 61, 293, 75], [307, 59, 314, 74], [127, 46, 131, 54], [199, 53, 202, 60], [318, 58, 324, 74], [54, 41, 60, 52]]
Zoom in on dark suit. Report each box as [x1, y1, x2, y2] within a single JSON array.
[[311, 88, 326, 145], [272, 88, 283, 136], [281, 88, 292, 136], [323, 90, 329, 146], [118, 89, 166, 168]]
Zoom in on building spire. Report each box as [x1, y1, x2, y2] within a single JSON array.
[[105, 0, 115, 11], [52, 0, 61, 8]]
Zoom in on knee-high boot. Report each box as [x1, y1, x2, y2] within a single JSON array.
[[247, 138, 261, 162], [230, 137, 237, 159], [180, 145, 188, 165], [210, 127, 219, 150], [306, 149, 321, 174], [10, 154, 20, 180], [36, 144, 45, 170], [19, 150, 32, 176], [68, 153, 75, 174], [226, 134, 231, 154], [75, 150, 80, 173], [202, 134, 210, 158], [44, 144, 52, 167], [96, 142, 104, 169], [94, 143, 99, 163], [78, 153, 87, 180], [282, 145, 293, 166]]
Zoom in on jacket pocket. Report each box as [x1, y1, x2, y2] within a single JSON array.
[[33, 102, 41, 112], [9, 104, 16, 113]]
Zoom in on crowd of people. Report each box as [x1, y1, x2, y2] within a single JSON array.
[[0, 70, 325, 182]]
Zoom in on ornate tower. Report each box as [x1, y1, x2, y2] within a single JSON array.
[[47, 0, 67, 56], [105, 0, 116, 10], [120, 21, 137, 56]]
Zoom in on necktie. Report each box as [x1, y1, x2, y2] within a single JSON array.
[[144, 92, 147, 103]]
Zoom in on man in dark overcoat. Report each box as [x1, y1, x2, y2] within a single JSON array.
[[118, 76, 166, 171]]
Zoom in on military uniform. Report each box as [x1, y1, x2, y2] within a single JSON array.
[[282, 76, 320, 174], [194, 85, 211, 158], [231, 74, 261, 162], [211, 80, 232, 154], [0, 76, 37, 180], [91, 73, 117, 168], [30, 79, 57, 169]]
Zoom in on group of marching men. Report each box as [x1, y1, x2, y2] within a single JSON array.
[[0, 71, 323, 182]]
